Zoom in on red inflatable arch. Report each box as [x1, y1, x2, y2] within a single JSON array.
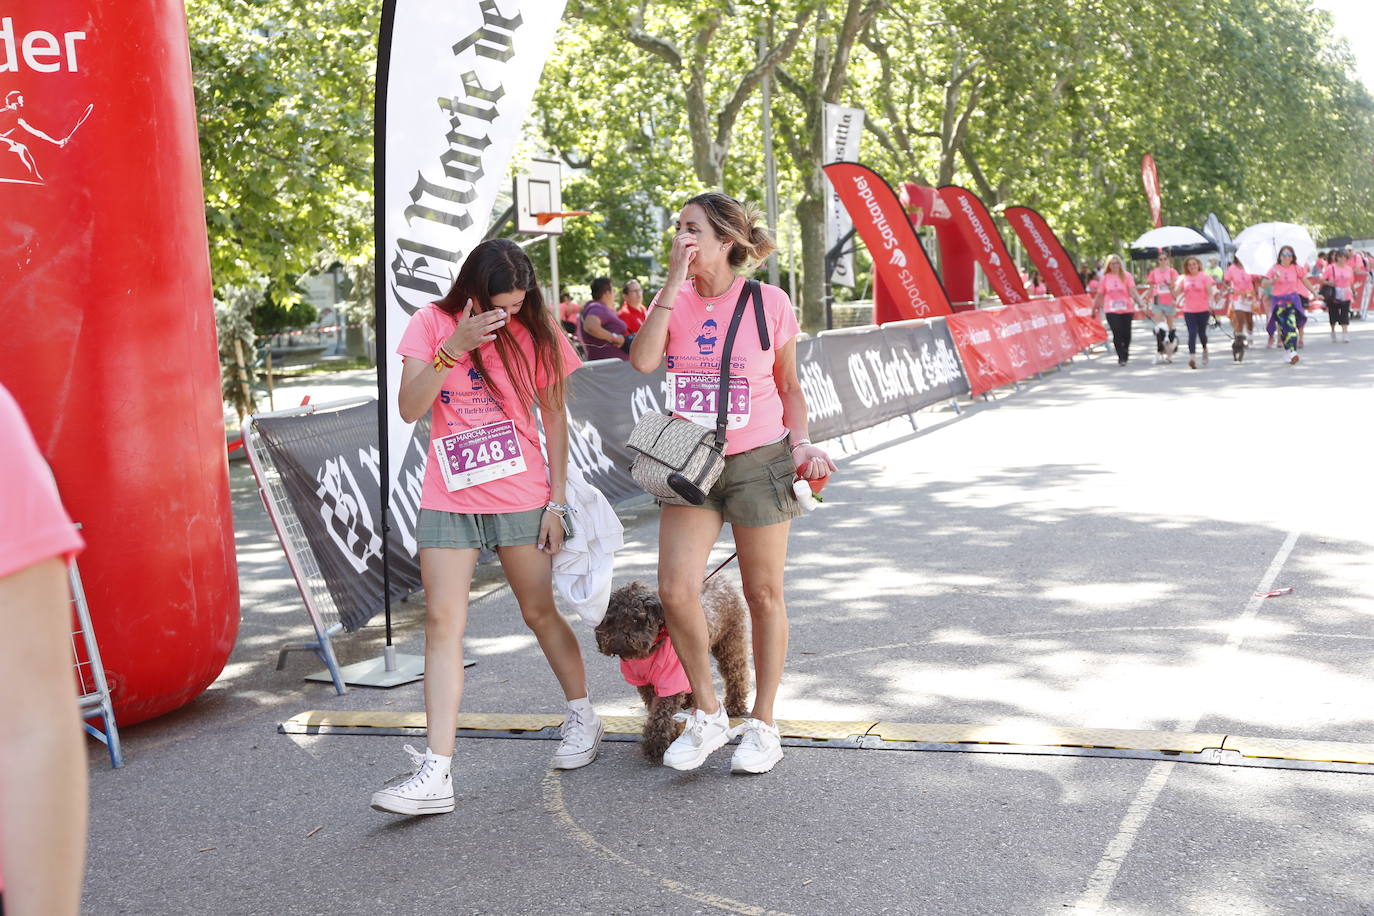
[[0, 1, 239, 725]]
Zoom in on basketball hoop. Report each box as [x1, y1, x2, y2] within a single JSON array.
[[535, 210, 591, 226]]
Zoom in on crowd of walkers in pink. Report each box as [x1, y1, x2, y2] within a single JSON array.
[[1078, 247, 1370, 367]]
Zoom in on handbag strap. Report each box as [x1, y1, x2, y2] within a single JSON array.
[[713, 280, 757, 448]]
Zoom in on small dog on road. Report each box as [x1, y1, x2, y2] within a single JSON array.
[[595, 577, 750, 759]]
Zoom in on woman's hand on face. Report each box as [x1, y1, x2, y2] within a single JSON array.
[[666, 231, 699, 284], [445, 299, 507, 354], [537, 511, 565, 555], [794, 444, 837, 480]]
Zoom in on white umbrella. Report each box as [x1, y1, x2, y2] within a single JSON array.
[[1130, 226, 1213, 251], [1234, 222, 1317, 274]]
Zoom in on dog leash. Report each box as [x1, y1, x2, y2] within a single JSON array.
[[703, 552, 738, 583]]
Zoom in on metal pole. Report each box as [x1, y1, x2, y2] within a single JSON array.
[[759, 34, 780, 287], [549, 234, 560, 305]]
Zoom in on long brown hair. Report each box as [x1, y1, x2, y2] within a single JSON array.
[[436, 239, 566, 411]]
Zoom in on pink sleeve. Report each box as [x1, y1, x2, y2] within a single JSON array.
[[1321, 265, 1335, 283], [0, 386, 84, 579], [767, 286, 801, 350], [396, 305, 442, 360]]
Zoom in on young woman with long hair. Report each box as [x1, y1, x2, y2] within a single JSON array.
[[1146, 251, 1180, 363], [629, 192, 835, 774], [1224, 256, 1258, 345], [370, 238, 598, 817], [1264, 245, 1321, 365], [1173, 256, 1218, 369], [1093, 255, 1145, 366]]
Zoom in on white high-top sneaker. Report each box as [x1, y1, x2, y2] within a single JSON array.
[[551, 697, 604, 770], [370, 745, 454, 816]]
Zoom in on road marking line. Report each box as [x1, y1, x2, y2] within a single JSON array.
[[541, 771, 796, 916], [1071, 528, 1301, 913]]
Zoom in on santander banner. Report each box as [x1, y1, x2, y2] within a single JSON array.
[[938, 185, 1028, 306], [1004, 206, 1085, 297], [823, 161, 951, 321], [1141, 154, 1162, 228]]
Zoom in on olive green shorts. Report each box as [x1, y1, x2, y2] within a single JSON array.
[[675, 437, 803, 527], [416, 506, 556, 551]]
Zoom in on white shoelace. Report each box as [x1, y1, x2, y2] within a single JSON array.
[[560, 708, 593, 749], [389, 744, 435, 789], [730, 719, 764, 747]]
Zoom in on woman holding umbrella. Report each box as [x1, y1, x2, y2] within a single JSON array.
[[1224, 256, 1258, 345], [1146, 251, 1180, 363], [1264, 245, 1321, 365]]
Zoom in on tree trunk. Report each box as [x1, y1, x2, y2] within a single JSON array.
[[796, 183, 827, 333]]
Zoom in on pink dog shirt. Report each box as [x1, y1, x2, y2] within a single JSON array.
[[619, 628, 691, 697]]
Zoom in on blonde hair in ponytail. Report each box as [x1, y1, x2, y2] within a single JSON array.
[[684, 191, 777, 271]]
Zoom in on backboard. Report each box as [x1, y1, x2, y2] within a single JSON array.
[[514, 158, 564, 235]]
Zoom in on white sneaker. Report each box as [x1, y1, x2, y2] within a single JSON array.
[[663, 706, 732, 771], [730, 718, 784, 774], [551, 698, 603, 770], [370, 745, 454, 816]]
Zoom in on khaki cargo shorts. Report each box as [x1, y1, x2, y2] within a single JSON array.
[[691, 437, 803, 527]]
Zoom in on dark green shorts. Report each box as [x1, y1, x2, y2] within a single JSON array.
[[678, 437, 803, 527], [416, 506, 550, 551]]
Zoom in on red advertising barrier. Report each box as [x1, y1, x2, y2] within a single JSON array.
[[1062, 294, 1109, 349], [824, 162, 952, 322], [1004, 206, 1085, 297], [946, 297, 1105, 397], [0, 1, 239, 724]]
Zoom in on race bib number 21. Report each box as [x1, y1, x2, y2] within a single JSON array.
[[670, 373, 750, 429]]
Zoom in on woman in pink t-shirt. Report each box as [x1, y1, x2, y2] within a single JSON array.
[[1223, 257, 1258, 343], [1264, 245, 1321, 364], [630, 192, 836, 774], [371, 239, 600, 818], [1146, 251, 1181, 362], [0, 383, 88, 916], [1093, 255, 1145, 365], [1320, 249, 1357, 342], [1172, 256, 1218, 369]]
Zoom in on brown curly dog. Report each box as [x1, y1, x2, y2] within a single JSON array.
[[594, 577, 750, 760]]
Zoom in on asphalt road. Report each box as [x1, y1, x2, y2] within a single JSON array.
[[84, 318, 1374, 915]]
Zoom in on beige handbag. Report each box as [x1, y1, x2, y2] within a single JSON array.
[[627, 280, 768, 505]]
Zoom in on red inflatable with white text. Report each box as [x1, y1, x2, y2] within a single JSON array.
[[0, 1, 239, 724]]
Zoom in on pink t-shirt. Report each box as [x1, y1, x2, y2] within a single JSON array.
[[650, 277, 801, 456], [1224, 264, 1253, 294], [1147, 267, 1179, 304], [1267, 264, 1309, 297], [618, 628, 690, 697], [1177, 272, 1216, 312], [1322, 263, 1355, 299], [1098, 273, 1135, 313], [397, 304, 582, 514], [0, 383, 84, 579]]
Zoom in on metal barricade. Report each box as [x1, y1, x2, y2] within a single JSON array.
[[242, 398, 371, 695], [69, 552, 123, 768]]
